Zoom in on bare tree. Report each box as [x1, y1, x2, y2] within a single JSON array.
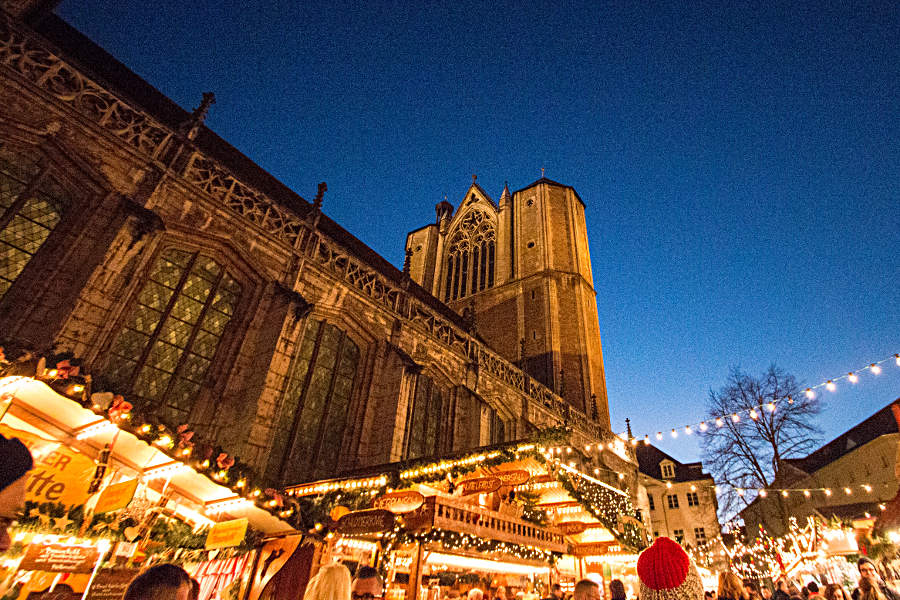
[[701, 365, 820, 528]]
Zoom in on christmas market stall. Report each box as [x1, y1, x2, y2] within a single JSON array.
[[0, 350, 298, 600], [282, 435, 650, 600]]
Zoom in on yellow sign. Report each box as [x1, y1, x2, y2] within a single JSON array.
[[0, 424, 95, 506], [94, 479, 138, 514], [205, 518, 249, 550]]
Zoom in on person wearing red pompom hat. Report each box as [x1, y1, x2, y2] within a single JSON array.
[[637, 537, 704, 600]]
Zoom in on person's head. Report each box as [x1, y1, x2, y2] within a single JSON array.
[[858, 558, 878, 582], [636, 538, 703, 600], [573, 580, 601, 600], [497, 588, 507, 600], [124, 564, 193, 600], [717, 572, 747, 600], [551, 584, 564, 600], [0, 435, 33, 553], [807, 584, 819, 595], [777, 582, 788, 593], [304, 563, 352, 600], [762, 588, 772, 600], [189, 578, 200, 600], [858, 577, 884, 600], [745, 583, 759, 598], [823, 584, 844, 600], [469, 590, 484, 600], [352, 566, 384, 600], [610, 580, 626, 600]]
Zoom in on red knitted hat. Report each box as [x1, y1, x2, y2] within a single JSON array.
[[637, 538, 703, 600]]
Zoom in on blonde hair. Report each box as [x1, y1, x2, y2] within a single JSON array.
[[304, 563, 352, 600], [717, 573, 748, 600]]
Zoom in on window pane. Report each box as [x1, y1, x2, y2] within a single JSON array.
[[138, 281, 176, 311]]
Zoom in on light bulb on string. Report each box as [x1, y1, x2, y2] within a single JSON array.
[[871, 363, 882, 375], [766, 402, 776, 412], [826, 380, 836, 392], [671, 429, 678, 438], [803, 490, 810, 498], [715, 417, 724, 427], [825, 489, 832, 497], [864, 484, 873, 492], [844, 487, 852, 495], [731, 413, 740, 423], [656, 432, 663, 440], [805, 388, 815, 399], [685, 425, 692, 435], [895, 354, 900, 367], [644, 435, 650, 445], [759, 489, 767, 497], [849, 372, 858, 383], [781, 490, 789, 497], [749, 408, 758, 420], [699, 421, 708, 432]]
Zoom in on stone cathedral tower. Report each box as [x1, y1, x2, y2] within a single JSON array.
[[405, 175, 611, 429]]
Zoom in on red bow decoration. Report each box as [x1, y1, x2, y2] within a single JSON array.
[[55, 359, 80, 379], [216, 453, 235, 470], [108, 395, 133, 420], [264, 488, 285, 508], [176, 424, 195, 447]]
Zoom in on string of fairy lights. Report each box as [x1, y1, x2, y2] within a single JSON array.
[[624, 352, 900, 444]]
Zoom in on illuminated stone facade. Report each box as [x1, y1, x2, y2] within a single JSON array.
[[0, 2, 624, 488]]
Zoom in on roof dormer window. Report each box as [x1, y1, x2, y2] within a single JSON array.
[[661, 460, 675, 479]]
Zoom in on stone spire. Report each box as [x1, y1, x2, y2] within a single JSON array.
[[499, 181, 511, 206], [181, 92, 216, 140]]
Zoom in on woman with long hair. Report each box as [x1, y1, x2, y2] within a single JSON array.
[[857, 578, 886, 600], [718, 573, 749, 600], [303, 563, 352, 600], [824, 584, 851, 600]]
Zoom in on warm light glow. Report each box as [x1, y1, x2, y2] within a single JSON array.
[[690, 484, 696, 491], [749, 409, 758, 420], [871, 363, 882, 375], [825, 489, 832, 497], [425, 552, 550, 575], [731, 413, 740, 422], [864, 484, 872, 493], [715, 418, 724, 427], [803, 490, 811, 498], [826, 380, 836, 392], [699, 421, 708, 432], [685, 425, 692, 435], [759, 489, 767, 497], [736, 488, 745, 496], [144, 462, 190, 479], [206, 496, 253, 513], [844, 487, 852, 495], [849, 372, 858, 383], [805, 388, 815, 399], [75, 420, 117, 440], [644, 435, 650, 444], [766, 402, 776, 412], [656, 432, 663, 440], [896, 354, 900, 367], [671, 429, 678, 438], [666, 481, 672, 489], [781, 490, 789, 497]]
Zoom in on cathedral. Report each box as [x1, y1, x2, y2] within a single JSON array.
[[0, 0, 627, 490]]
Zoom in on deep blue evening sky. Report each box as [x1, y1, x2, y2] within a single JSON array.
[[57, 1, 899, 462]]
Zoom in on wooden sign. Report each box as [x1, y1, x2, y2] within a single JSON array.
[[558, 521, 589, 535], [458, 476, 501, 496], [85, 569, 141, 600], [373, 490, 425, 514], [205, 518, 249, 550], [19, 544, 99, 573], [94, 479, 138, 514], [573, 541, 625, 557], [335, 509, 395, 534], [495, 470, 530, 487]]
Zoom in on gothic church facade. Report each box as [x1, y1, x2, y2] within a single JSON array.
[[0, 1, 629, 488]]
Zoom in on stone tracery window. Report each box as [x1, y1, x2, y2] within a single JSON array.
[[0, 146, 73, 301], [266, 319, 360, 484], [443, 210, 495, 301], [105, 248, 242, 425]]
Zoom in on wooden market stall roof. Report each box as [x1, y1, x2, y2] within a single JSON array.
[[1, 376, 294, 535]]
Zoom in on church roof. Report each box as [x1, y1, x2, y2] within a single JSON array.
[[31, 13, 482, 340], [514, 177, 584, 206]]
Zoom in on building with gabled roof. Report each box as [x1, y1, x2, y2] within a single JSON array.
[[634, 443, 721, 549], [740, 400, 900, 538]]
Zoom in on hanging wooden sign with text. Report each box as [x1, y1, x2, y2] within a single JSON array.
[[373, 490, 425, 514], [336, 509, 396, 534], [205, 518, 249, 550], [558, 521, 590, 535], [19, 544, 99, 573], [495, 470, 530, 487], [458, 476, 501, 496], [94, 479, 138, 515], [573, 541, 625, 557]]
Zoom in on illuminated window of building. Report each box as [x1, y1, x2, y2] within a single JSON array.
[[404, 374, 449, 460], [667, 494, 679, 509], [687, 491, 699, 506], [443, 210, 495, 301], [647, 494, 655, 511], [0, 147, 72, 300], [694, 527, 706, 543], [673, 529, 684, 543], [106, 249, 241, 425], [266, 319, 360, 484], [660, 461, 675, 479]]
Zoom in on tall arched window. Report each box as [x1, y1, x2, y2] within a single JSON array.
[[0, 146, 72, 300], [266, 319, 360, 484], [404, 374, 449, 460], [105, 248, 242, 425], [443, 211, 495, 301]]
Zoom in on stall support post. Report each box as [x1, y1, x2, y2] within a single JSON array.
[[406, 541, 424, 600]]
